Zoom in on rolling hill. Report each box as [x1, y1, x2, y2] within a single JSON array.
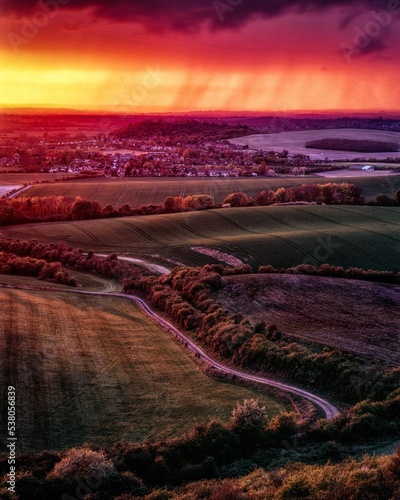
[[0, 288, 286, 452], [1, 205, 399, 271]]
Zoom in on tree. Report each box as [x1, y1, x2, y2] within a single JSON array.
[[272, 187, 288, 204], [102, 203, 118, 217], [0, 206, 15, 225], [255, 190, 274, 206], [71, 197, 96, 220], [223, 192, 250, 207], [119, 203, 134, 216], [164, 196, 176, 213], [394, 189, 400, 205], [183, 194, 213, 210], [374, 194, 393, 206], [259, 161, 268, 175], [230, 399, 268, 430]]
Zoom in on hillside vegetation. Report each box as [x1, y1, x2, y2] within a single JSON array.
[[111, 119, 256, 144], [218, 274, 400, 365]]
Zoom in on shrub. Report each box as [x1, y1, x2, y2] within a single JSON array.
[[230, 399, 268, 431], [210, 482, 249, 500], [47, 447, 116, 482], [386, 446, 400, 482]]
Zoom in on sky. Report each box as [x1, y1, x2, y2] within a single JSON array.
[[1, 0, 400, 113]]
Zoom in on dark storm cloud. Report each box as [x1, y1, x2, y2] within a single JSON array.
[[2, 0, 389, 31], [355, 37, 388, 55]]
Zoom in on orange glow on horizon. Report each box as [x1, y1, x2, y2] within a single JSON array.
[[1, 6, 400, 113]]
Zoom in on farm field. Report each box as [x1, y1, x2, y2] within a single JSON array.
[[218, 274, 400, 366], [0, 185, 22, 197], [230, 128, 400, 160], [0, 172, 77, 185], [1, 205, 399, 271], [2, 174, 400, 204], [0, 288, 287, 452]]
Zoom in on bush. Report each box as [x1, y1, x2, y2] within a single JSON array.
[[47, 447, 116, 482], [230, 399, 268, 431], [386, 446, 400, 482]]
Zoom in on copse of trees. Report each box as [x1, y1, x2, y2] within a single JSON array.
[[371, 188, 400, 206], [305, 138, 399, 153], [111, 118, 257, 145], [0, 238, 151, 288], [0, 250, 77, 286], [223, 183, 365, 207]]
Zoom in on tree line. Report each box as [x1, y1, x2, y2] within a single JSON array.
[[306, 138, 399, 153], [0, 182, 378, 226], [0, 250, 77, 286]]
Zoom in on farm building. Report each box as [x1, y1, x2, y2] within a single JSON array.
[[348, 165, 375, 171]]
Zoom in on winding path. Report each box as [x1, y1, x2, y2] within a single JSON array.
[[68, 288, 340, 420], [95, 253, 171, 275]]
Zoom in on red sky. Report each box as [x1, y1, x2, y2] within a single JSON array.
[[1, 0, 400, 112]]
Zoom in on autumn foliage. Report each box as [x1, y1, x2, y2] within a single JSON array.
[[0, 182, 371, 226]]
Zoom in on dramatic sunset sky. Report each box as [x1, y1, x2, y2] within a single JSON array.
[[1, 0, 400, 112]]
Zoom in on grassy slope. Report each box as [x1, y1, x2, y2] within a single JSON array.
[[0, 289, 286, 453], [218, 274, 400, 366], [2, 206, 400, 271], [4, 175, 400, 205]]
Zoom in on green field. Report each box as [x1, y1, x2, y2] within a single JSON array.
[[230, 128, 400, 161], [2, 205, 399, 271], [4, 175, 400, 205], [0, 288, 286, 452]]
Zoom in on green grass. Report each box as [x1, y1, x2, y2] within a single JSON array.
[[0, 289, 287, 452], [5, 175, 400, 205], [2, 205, 399, 271], [230, 128, 400, 161]]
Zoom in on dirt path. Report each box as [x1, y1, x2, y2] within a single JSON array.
[[0, 280, 340, 420], [61, 288, 340, 420], [5, 185, 31, 198]]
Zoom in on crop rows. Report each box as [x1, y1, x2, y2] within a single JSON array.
[[2, 206, 399, 271], [10, 174, 400, 206]]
